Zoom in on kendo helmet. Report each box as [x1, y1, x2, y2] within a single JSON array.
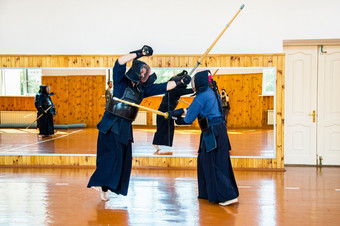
[[39, 85, 49, 94], [191, 70, 210, 94], [125, 60, 151, 84]]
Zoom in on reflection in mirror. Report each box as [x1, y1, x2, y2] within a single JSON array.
[[0, 67, 275, 159]]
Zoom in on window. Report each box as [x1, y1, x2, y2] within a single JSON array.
[[262, 68, 275, 96], [152, 68, 192, 88], [112, 67, 193, 89], [0, 69, 42, 96]]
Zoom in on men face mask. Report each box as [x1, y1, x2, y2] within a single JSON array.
[[140, 64, 151, 83]]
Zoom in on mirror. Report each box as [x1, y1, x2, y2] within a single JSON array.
[[0, 67, 275, 159]]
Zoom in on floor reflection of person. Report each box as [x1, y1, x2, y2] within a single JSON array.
[[152, 72, 194, 155], [167, 70, 239, 206], [34, 85, 56, 137], [87, 45, 191, 201]]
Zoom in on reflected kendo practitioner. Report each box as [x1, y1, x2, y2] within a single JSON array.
[[34, 85, 56, 137], [167, 70, 239, 206], [87, 45, 191, 201], [152, 71, 194, 155]]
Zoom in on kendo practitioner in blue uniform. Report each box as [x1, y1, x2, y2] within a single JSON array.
[[34, 85, 56, 137], [167, 70, 239, 206], [87, 45, 191, 201], [152, 71, 194, 155]]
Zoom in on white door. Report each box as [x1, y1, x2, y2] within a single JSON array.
[[317, 46, 340, 165], [284, 46, 318, 165]]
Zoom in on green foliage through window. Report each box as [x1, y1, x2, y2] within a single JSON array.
[[0, 69, 42, 96], [262, 68, 275, 96]]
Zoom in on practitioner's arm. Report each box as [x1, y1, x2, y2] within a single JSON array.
[[118, 45, 153, 65], [118, 53, 138, 65], [166, 81, 177, 91]]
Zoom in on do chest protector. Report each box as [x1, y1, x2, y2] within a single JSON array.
[[106, 87, 143, 121]]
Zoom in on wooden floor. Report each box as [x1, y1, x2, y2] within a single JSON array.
[[0, 127, 274, 157], [0, 166, 339, 225]]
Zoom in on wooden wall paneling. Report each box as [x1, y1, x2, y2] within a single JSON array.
[[227, 74, 236, 127], [239, 74, 246, 127], [67, 76, 79, 124], [85, 75, 92, 126], [0, 97, 35, 111], [83, 76, 90, 125], [232, 74, 243, 127], [258, 56, 264, 67], [76, 76, 83, 123], [77, 76, 84, 124], [41, 74, 105, 126], [83, 57, 90, 67], [42, 76, 69, 124], [95, 75, 105, 126], [161, 57, 168, 67], [91, 56, 98, 67], [179, 56, 187, 67], [58, 76, 69, 124], [222, 56, 230, 67], [249, 74, 256, 127], [212, 73, 273, 128], [229, 74, 238, 127], [0, 155, 98, 167], [20, 56, 28, 67], [279, 55, 285, 168], [276, 55, 285, 168], [103, 57, 109, 68], [91, 56, 99, 67], [8, 56, 14, 67], [90, 75, 97, 126], [244, 74, 251, 127], [251, 73, 262, 127], [0, 56, 5, 67]]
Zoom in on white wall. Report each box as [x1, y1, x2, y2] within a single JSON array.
[[0, 0, 339, 54]]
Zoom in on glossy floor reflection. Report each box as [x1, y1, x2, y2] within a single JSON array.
[[0, 127, 274, 157], [0, 167, 339, 225]]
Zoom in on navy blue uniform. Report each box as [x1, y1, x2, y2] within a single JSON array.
[[35, 87, 55, 136], [183, 88, 239, 202], [87, 60, 167, 195], [152, 87, 193, 147]]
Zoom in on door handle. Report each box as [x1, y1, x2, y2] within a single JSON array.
[[308, 110, 316, 123]]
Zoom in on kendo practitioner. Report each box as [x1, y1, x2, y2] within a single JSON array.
[[34, 85, 56, 137], [167, 70, 239, 206], [221, 89, 230, 125], [87, 45, 191, 201], [105, 81, 114, 109], [152, 71, 194, 155]]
